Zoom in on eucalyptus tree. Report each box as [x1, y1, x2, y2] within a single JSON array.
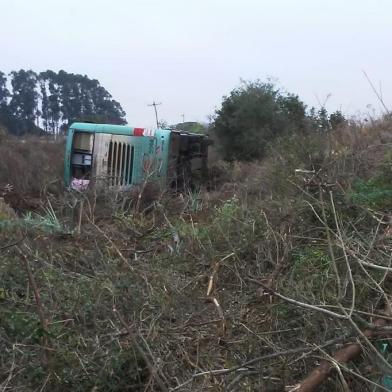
[[0, 71, 9, 106], [9, 70, 39, 124]]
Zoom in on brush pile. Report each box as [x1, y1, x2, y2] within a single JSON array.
[[1, 118, 392, 391]]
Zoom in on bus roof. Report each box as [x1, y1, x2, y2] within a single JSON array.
[[69, 122, 145, 136], [69, 122, 208, 139]]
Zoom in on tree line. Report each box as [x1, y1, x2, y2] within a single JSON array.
[[0, 69, 126, 136]]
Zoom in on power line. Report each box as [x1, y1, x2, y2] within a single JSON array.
[[148, 101, 162, 128]]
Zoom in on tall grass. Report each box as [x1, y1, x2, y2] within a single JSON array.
[[0, 136, 64, 204]]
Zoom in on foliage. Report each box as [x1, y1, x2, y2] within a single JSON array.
[[211, 79, 348, 162], [9, 70, 39, 124], [308, 107, 347, 131], [329, 110, 347, 129], [173, 121, 206, 134], [212, 80, 307, 161], [22, 203, 69, 233], [0, 69, 126, 135], [350, 178, 392, 209], [0, 71, 9, 106]]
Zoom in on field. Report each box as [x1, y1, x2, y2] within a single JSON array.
[[1, 119, 392, 391]]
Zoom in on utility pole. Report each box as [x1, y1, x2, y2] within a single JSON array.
[[181, 113, 185, 123], [148, 101, 162, 128]]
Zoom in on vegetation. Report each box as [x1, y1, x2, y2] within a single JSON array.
[[0, 69, 126, 136], [212, 80, 346, 161], [1, 76, 392, 391], [1, 110, 392, 390], [173, 121, 207, 134]]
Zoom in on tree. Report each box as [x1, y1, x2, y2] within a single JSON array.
[[329, 110, 346, 130], [0, 71, 9, 106], [316, 107, 330, 131], [38, 72, 49, 132], [308, 107, 347, 131], [8, 70, 40, 134], [0, 71, 12, 134], [90, 84, 126, 125], [38, 70, 62, 134], [56, 70, 126, 125], [0, 69, 127, 135], [9, 70, 38, 122], [212, 80, 307, 161]]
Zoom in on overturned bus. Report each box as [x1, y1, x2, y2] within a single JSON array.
[[64, 122, 209, 191]]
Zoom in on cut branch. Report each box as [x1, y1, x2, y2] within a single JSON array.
[[295, 309, 391, 392], [246, 277, 348, 320]]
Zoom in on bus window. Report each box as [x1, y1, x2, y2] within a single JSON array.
[[71, 132, 94, 190]]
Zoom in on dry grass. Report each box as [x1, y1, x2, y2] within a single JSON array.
[[0, 135, 64, 211]]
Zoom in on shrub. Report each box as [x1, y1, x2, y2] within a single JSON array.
[[212, 80, 307, 161]]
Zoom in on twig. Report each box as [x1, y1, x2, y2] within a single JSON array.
[[76, 199, 84, 234], [205, 297, 227, 336], [353, 259, 392, 272], [330, 191, 356, 317], [207, 253, 234, 296], [17, 246, 51, 366], [0, 235, 25, 252], [319, 187, 341, 298], [113, 308, 169, 392], [246, 277, 348, 320], [91, 221, 133, 270], [363, 70, 390, 114], [340, 305, 392, 375], [172, 335, 356, 392]]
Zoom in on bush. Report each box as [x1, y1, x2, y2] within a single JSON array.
[[212, 80, 307, 161]]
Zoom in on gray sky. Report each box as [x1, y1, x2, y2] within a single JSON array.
[[1, 0, 391, 127]]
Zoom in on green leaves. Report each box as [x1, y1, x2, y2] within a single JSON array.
[[350, 178, 392, 209], [212, 80, 307, 161]]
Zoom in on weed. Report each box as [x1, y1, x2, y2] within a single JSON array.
[[350, 178, 392, 209]]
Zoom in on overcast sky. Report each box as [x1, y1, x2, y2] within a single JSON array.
[[1, 0, 391, 127]]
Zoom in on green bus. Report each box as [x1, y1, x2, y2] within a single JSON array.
[[64, 122, 209, 191]]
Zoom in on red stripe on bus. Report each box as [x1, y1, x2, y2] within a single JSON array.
[[134, 128, 144, 136]]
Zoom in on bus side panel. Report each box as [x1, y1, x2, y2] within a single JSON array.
[[133, 136, 154, 185], [154, 130, 171, 186]]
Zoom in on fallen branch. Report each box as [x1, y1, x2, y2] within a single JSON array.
[[246, 277, 348, 320], [171, 335, 356, 391], [295, 309, 390, 392], [205, 297, 227, 336], [113, 308, 169, 392], [0, 235, 25, 252], [206, 253, 235, 296]]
